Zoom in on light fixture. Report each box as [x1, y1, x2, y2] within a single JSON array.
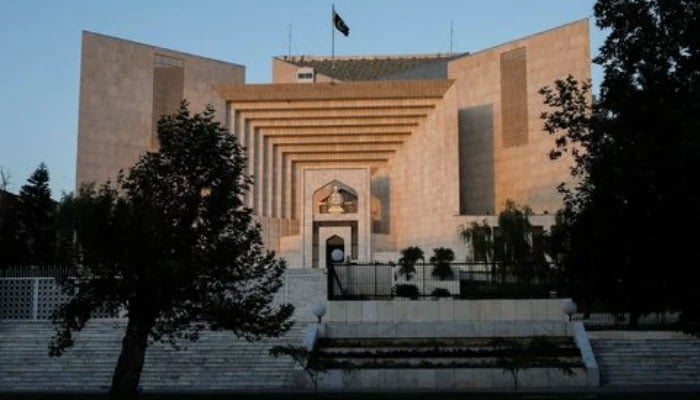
[[563, 301, 577, 322], [311, 303, 327, 323]]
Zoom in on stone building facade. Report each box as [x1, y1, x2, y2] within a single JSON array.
[[76, 31, 245, 186], [76, 20, 590, 269]]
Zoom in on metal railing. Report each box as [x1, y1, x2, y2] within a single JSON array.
[[1, 264, 76, 277], [327, 262, 561, 300]]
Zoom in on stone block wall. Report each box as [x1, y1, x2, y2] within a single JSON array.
[[448, 19, 590, 214], [387, 84, 460, 250], [76, 31, 244, 187], [326, 298, 570, 323]]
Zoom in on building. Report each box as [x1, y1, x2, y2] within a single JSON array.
[[76, 31, 245, 187], [76, 20, 590, 269]]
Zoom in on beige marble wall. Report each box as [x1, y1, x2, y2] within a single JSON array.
[[76, 31, 244, 188], [448, 19, 590, 214], [387, 85, 460, 251]]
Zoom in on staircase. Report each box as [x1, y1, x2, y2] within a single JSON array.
[[0, 319, 306, 392], [590, 335, 700, 386]]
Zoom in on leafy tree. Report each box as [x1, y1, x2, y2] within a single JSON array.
[[460, 219, 493, 263], [497, 200, 545, 282], [0, 189, 21, 266], [270, 345, 326, 392], [50, 102, 294, 397], [540, 0, 700, 327], [460, 201, 547, 282], [430, 247, 455, 280], [397, 246, 424, 281], [53, 193, 78, 266], [270, 344, 355, 392], [0, 165, 11, 191], [490, 337, 575, 389]]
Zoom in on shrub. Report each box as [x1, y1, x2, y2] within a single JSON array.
[[398, 246, 424, 281], [431, 288, 451, 299], [430, 247, 455, 280], [395, 284, 420, 299]]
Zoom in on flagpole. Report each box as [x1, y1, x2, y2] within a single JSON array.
[[331, 4, 335, 76]]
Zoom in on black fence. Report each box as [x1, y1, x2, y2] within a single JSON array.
[[327, 262, 563, 300], [0, 265, 76, 277]]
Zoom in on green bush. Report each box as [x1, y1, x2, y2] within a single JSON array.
[[398, 246, 424, 281], [395, 284, 420, 299], [430, 247, 455, 280], [431, 288, 451, 299]]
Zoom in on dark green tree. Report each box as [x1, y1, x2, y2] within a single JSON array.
[[540, 0, 700, 327], [430, 247, 455, 280], [460, 201, 547, 282], [50, 102, 294, 397], [490, 337, 575, 389], [15, 163, 56, 264], [0, 190, 21, 266], [397, 246, 424, 281], [53, 193, 78, 266], [269, 345, 326, 392], [460, 219, 493, 263]]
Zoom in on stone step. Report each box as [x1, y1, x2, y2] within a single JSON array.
[[591, 337, 700, 386], [0, 321, 306, 392]]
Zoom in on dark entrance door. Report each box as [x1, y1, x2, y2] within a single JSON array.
[[326, 235, 345, 268]]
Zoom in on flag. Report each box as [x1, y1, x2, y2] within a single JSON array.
[[333, 10, 350, 37]]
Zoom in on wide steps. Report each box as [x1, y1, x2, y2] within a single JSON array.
[[0, 320, 306, 392], [591, 337, 700, 386]]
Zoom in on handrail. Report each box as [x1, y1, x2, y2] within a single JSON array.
[[327, 263, 346, 298]]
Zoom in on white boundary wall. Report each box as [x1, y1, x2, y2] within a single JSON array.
[[326, 298, 571, 323]]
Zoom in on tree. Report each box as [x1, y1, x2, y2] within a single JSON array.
[[397, 246, 424, 281], [490, 337, 575, 389], [270, 345, 326, 392], [540, 0, 700, 327], [460, 219, 493, 263], [50, 102, 294, 397], [0, 168, 21, 266], [460, 201, 547, 282], [0, 165, 11, 191], [430, 247, 455, 280], [497, 200, 549, 282], [15, 163, 56, 264]]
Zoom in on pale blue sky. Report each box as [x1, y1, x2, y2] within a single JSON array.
[[0, 0, 602, 198]]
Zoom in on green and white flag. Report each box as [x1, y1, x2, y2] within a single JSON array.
[[333, 9, 349, 36]]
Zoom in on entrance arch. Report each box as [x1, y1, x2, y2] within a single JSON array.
[[326, 235, 345, 267]]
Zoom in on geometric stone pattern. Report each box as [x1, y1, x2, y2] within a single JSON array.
[[35, 278, 71, 320], [151, 54, 184, 149], [500, 47, 528, 148], [0, 279, 33, 320], [449, 19, 590, 215], [76, 31, 244, 188], [0, 277, 117, 321]]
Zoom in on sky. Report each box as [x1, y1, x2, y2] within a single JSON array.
[[0, 0, 603, 198]]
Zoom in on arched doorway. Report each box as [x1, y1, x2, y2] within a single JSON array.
[[326, 235, 345, 267]]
